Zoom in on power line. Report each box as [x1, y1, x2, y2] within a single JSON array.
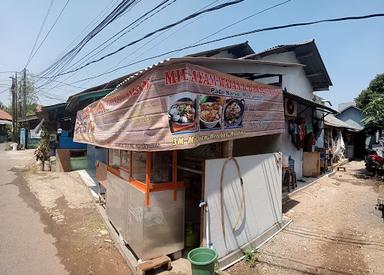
[[25, 0, 55, 68], [63, 0, 176, 73], [26, 0, 71, 68], [46, 0, 142, 78], [49, 0, 219, 91], [35, 0, 141, 90], [31, 74, 86, 90], [0, 71, 17, 74], [63, 13, 384, 85], [191, 0, 293, 46], [39, 0, 142, 77], [51, 0, 245, 76], [49, 0, 120, 68]]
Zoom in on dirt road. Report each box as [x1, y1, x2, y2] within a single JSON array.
[[0, 145, 131, 275], [228, 161, 384, 275]]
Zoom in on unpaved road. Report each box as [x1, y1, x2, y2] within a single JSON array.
[[0, 145, 131, 275], [228, 161, 384, 275]]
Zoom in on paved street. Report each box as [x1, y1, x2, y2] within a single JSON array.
[[0, 145, 131, 275], [0, 144, 67, 274]]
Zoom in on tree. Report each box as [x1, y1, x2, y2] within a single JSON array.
[[0, 101, 8, 112], [355, 73, 384, 109], [362, 94, 384, 129]]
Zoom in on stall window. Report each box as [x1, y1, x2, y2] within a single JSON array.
[[109, 149, 120, 167], [108, 149, 174, 184], [152, 151, 172, 183], [132, 152, 147, 182], [120, 150, 130, 171]]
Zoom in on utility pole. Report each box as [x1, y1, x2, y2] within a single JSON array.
[[10, 73, 18, 143], [22, 68, 27, 120]]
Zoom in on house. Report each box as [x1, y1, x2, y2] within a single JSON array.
[[336, 104, 366, 158], [336, 105, 364, 131], [324, 113, 363, 160], [0, 109, 12, 142], [242, 40, 335, 179]]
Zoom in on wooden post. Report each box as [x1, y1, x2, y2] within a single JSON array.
[[145, 152, 152, 207], [129, 151, 133, 179], [200, 161, 206, 246], [172, 150, 177, 201], [222, 140, 233, 158]]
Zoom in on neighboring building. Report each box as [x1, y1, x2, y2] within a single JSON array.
[[0, 109, 12, 142], [336, 105, 364, 131], [242, 40, 335, 178], [338, 102, 355, 112]]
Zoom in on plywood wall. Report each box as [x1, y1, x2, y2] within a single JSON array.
[[204, 153, 282, 259]]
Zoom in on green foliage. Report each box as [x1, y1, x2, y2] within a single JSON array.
[[355, 73, 384, 109], [34, 123, 53, 162], [6, 125, 12, 141], [0, 101, 9, 112], [362, 94, 384, 129], [244, 249, 258, 268]]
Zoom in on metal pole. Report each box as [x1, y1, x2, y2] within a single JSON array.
[[22, 68, 27, 119], [10, 73, 18, 143]]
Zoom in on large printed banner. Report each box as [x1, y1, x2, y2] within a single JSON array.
[[74, 63, 285, 151]]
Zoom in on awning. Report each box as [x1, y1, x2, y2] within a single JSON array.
[[324, 114, 361, 131], [0, 119, 12, 125], [74, 62, 285, 151], [284, 91, 337, 114]]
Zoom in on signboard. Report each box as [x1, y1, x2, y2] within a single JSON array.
[[74, 63, 284, 151]]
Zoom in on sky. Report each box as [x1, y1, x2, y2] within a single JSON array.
[[0, 0, 383, 110]]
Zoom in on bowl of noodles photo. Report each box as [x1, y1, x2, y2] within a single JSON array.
[[199, 96, 223, 129], [168, 96, 197, 133], [224, 99, 245, 128]]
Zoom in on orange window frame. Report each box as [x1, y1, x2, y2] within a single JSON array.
[[107, 150, 184, 208]]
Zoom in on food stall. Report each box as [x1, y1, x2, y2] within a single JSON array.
[[74, 61, 285, 267]]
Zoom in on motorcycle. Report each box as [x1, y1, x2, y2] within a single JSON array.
[[365, 148, 384, 176]]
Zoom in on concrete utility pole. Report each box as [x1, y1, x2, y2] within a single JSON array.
[[22, 68, 27, 120], [10, 73, 18, 143]]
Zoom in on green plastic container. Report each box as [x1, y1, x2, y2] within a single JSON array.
[[70, 156, 88, 171], [187, 247, 218, 275]]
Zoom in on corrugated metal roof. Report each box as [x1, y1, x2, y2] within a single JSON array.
[[187, 41, 254, 58], [324, 114, 361, 131], [284, 91, 337, 114], [0, 119, 12, 125], [0, 109, 12, 121]]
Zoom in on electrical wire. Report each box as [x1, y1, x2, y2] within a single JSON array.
[[25, 0, 55, 68], [32, 74, 86, 90], [60, 12, 384, 85], [26, 0, 71, 68], [64, 0, 176, 73], [54, 0, 220, 90], [39, 0, 141, 77], [189, 0, 293, 47], [42, 0, 119, 76], [48, 0, 142, 77], [51, 0, 245, 76], [35, 0, 141, 91]]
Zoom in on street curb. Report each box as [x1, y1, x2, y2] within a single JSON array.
[[74, 170, 138, 274], [95, 204, 138, 274]]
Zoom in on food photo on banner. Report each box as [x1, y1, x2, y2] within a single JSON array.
[[73, 62, 285, 151]]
